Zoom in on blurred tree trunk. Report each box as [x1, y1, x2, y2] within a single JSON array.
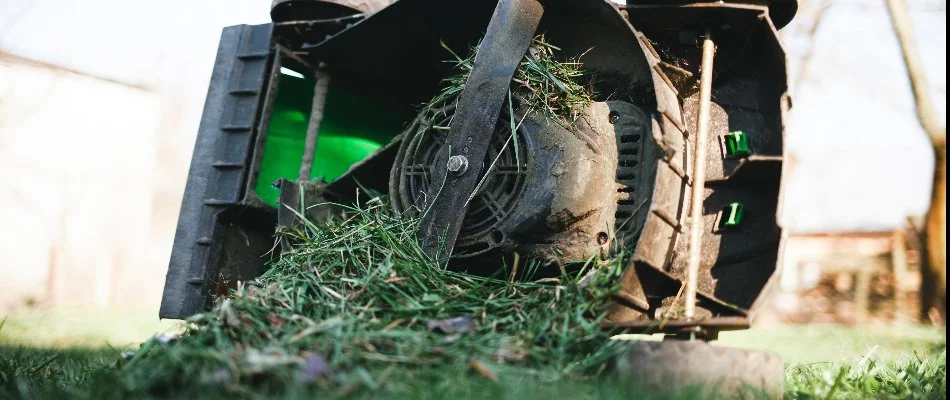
[[885, 0, 947, 322]]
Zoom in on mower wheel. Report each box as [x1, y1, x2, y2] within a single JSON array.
[[618, 339, 784, 399]]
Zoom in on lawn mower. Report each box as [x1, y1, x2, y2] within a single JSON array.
[[160, 0, 796, 395]]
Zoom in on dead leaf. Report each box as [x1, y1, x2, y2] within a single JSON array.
[[469, 359, 499, 383], [346, 287, 366, 300], [492, 347, 527, 363], [383, 318, 406, 331], [385, 276, 407, 284], [267, 312, 285, 329], [214, 273, 230, 301]]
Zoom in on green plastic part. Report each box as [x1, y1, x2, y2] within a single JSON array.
[[725, 131, 751, 158], [723, 202, 745, 228], [253, 72, 404, 207]]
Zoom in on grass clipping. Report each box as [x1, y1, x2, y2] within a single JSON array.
[[417, 36, 593, 136], [121, 203, 626, 395]]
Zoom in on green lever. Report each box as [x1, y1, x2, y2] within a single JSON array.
[[722, 202, 745, 229], [724, 131, 750, 157]]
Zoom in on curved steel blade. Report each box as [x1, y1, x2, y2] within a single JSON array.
[[418, 0, 543, 259]]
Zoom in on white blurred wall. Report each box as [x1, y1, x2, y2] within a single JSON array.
[[0, 0, 270, 310], [0, 55, 164, 308], [0, 0, 945, 311]]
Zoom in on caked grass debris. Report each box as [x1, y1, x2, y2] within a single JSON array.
[[428, 35, 593, 123], [116, 202, 628, 396], [409, 35, 594, 167]]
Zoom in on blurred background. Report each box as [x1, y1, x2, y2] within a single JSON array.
[[0, 0, 945, 347]]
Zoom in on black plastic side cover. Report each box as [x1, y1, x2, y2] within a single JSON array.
[[160, 24, 273, 320]]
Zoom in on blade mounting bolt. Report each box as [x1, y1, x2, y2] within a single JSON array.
[[447, 155, 469, 176]]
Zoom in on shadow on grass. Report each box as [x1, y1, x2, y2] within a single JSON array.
[[0, 345, 122, 399]]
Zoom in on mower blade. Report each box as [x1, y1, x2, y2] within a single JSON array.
[[417, 0, 543, 260]]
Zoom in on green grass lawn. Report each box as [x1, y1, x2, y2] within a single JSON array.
[[717, 324, 946, 364]]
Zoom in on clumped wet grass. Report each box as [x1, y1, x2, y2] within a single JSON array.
[[99, 202, 629, 397], [431, 35, 592, 122], [414, 35, 593, 147]]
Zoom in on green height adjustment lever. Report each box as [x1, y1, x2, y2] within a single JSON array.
[[724, 131, 750, 158], [722, 202, 745, 229]]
